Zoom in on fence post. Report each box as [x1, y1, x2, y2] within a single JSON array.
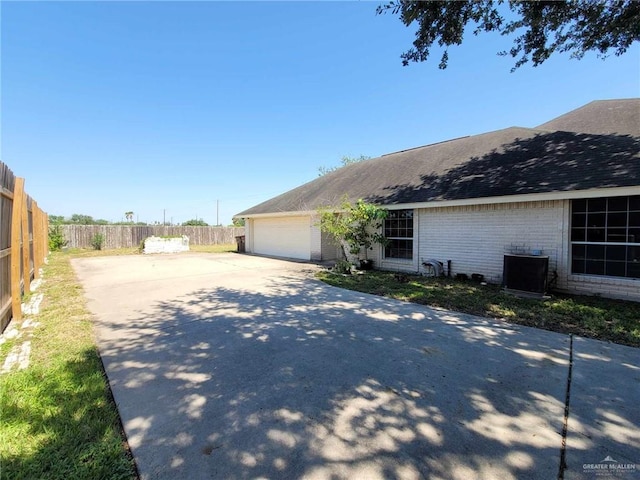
[[10, 178, 25, 322], [37, 204, 45, 275], [32, 201, 42, 279], [21, 193, 31, 293], [43, 212, 49, 258]]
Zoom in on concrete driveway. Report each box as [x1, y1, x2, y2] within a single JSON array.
[[71, 253, 639, 480]]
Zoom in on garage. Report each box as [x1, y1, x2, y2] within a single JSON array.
[[252, 216, 311, 260]]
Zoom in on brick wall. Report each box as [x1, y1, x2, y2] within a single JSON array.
[[416, 200, 569, 287], [567, 274, 640, 302]]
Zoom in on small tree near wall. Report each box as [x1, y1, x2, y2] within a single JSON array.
[[318, 197, 389, 268], [90, 233, 105, 250]]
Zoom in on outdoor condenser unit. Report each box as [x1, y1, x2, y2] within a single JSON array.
[[503, 254, 549, 295]]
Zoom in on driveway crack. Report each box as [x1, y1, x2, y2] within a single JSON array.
[[558, 334, 574, 480]]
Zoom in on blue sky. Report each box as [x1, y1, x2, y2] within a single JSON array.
[[2, 1, 639, 226]]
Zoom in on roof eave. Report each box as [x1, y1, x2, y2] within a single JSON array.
[[234, 209, 318, 220], [234, 185, 640, 218], [388, 185, 640, 210]]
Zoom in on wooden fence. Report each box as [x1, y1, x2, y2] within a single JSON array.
[[1, 162, 49, 333], [61, 225, 245, 249]]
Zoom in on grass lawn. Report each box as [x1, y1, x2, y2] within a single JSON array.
[[189, 243, 237, 253], [317, 270, 640, 348], [0, 251, 139, 480]]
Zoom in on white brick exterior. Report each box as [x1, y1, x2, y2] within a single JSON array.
[[415, 201, 569, 286], [567, 274, 640, 302], [373, 200, 640, 302]]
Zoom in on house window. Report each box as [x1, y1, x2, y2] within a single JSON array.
[[384, 209, 413, 260], [571, 196, 640, 279]]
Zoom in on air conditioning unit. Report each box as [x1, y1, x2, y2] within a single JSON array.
[[503, 254, 549, 295]]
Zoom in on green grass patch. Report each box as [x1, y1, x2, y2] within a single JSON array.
[[0, 252, 137, 480], [189, 243, 237, 253], [64, 243, 237, 257], [317, 271, 640, 347]]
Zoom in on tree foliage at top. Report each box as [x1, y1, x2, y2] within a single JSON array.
[[377, 0, 640, 70], [182, 218, 209, 226], [62, 213, 109, 225], [318, 155, 371, 176]]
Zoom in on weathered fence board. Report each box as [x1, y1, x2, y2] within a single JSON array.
[[0, 161, 48, 332], [61, 225, 245, 249], [0, 163, 16, 332]]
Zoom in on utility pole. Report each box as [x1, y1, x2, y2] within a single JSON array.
[[216, 199, 219, 226], [163, 209, 166, 226]]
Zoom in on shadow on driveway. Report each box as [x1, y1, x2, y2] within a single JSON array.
[[74, 255, 639, 480]]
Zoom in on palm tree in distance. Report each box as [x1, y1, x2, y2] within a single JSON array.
[[125, 211, 134, 223]]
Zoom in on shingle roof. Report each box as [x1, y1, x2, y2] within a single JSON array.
[[536, 99, 640, 136], [237, 99, 640, 217]]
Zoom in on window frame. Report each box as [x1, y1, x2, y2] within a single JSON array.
[[384, 209, 414, 261], [570, 195, 640, 280]]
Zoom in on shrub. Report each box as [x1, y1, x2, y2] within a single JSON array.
[[182, 219, 208, 226], [318, 197, 389, 262], [48, 223, 68, 251], [333, 260, 353, 274], [90, 233, 105, 250]]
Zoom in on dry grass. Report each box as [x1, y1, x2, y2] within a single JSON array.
[[63, 243, 237, 257]]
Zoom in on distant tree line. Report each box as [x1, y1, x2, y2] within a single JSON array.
[[49, 213, 245, 227], [49, 214, 114, 225]]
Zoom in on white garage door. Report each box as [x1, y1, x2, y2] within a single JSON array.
[[253, 216, 311, 260]]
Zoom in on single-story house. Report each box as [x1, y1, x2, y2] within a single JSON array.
[[234, 99, 640, 301]]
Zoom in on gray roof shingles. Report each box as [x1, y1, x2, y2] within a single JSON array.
[[237, 99, 640, 216], [536, 98, 640, 136]]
